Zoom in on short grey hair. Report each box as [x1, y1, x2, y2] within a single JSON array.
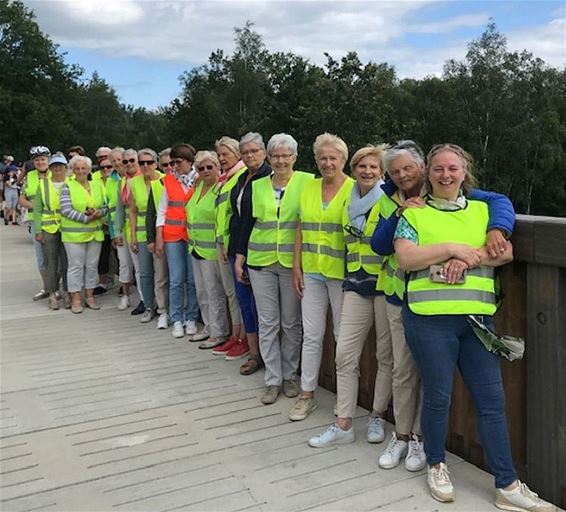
[[159, 147, 171, 159], [215, 136, 240, 157], [110, 146, 125, 159], [95, 146, 112, 157], [382, 140, 425, 175], [138, 148, 158, 161], [239, 132, 265, 151], [267, 133, 298, 156], [195, 150, 220, 168], [69, 155, 92, 172], [122, 148, 138, 160]]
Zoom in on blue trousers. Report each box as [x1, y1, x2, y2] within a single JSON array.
[[138, 242, 155, 310], [165, 241, 198, 324], [229, 255, 258, 335], [402, 307, 517, 489]]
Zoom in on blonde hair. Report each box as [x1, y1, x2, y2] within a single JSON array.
[[426, 143, 477, 194], [194, 150, 220, 168], [215, 136, 240, 158], [69, 155, 92, 172], [349, 144, 389, 174], [313, 133, 348, 162]]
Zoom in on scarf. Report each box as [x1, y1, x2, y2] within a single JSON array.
[[120, 169, 141, 204], [220, 160, 246, 184], [347, 180, 384, 231], [426, 192, 467, 211]]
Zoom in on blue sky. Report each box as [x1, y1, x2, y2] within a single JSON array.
[[26, 1, 565, 110]]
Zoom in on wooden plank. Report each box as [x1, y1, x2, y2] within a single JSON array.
[[526, 264, 566, 509]]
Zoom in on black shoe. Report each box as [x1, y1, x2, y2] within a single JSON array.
[[0, 210, 4, 218], [12, 221, 19, 226], [131, 301, 145, 315], [93, 285, 108, 295], [4, 219, 8, 226]]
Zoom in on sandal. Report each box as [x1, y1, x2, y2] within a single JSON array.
[[239, 354, 264, 376]]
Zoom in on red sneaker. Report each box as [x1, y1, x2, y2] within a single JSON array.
[[225, 338, 250, 361], [211, 336, 238, 356]]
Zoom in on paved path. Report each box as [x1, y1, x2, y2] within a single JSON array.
[[0, 225, 502, 511]]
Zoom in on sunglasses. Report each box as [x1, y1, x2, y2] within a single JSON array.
[[197, 164, 215, 172], [172, 158, 188, 166], [122, 158, 137, 165], [139, 160, 155, 167], [99, 165, 113, 170], [161, 161, 174, 168]]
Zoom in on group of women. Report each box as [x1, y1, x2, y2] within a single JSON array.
[[23, 134, 554, 512]]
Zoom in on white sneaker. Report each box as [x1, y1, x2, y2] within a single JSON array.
[[140, 309, 154, 323], [118, 295, 130, 311], [185, 320, 197, 336], [172, 321, 185, 338], [427, 462, 455, 503], [367, 416, 385, 443], [378, 432, 408, 469], [405, 434, 426, 471], [309, 424, 354, 448], [495, 481, 556, 512], [157, 313, 169, 330]]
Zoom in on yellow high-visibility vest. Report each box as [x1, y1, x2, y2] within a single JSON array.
[[216, 167, 247, 248], [300, 177, 354, 279], [187, 181, 219, 260], [60, 179, 105, 243], [130, 173, 164, 243], [343, 194, 384, 276], [248, 171, 314, 268], [403, 200, 496, 315], [38, 177, 67, 234]]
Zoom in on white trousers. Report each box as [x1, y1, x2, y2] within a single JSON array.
[[300, 275, 344, 392], [64, 241, 102, 293]]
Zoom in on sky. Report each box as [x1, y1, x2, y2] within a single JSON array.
[[24, 0, 566, 110]]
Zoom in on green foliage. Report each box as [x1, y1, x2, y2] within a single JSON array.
[[1, 4, 564, 215]]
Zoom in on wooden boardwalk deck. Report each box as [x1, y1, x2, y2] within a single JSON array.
[[0, 225, 503, 511]]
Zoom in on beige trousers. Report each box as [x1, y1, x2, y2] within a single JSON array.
[[153, 252, 169, 313], [335, 292, 421, 435]]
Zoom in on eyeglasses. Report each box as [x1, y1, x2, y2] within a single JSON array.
[[122, 158, 136, 165], [241, 148, 262, 157], [99, 165, 113, 170], [344, 224, 364, 239], [196, 164, 215, 172], [172, 158, 188, 166], [139, 160, 155, 167], [161, 161, 174, 168], [270, 153, 293, 160]]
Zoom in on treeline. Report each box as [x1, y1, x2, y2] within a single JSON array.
[[1, 1, 565, 216]]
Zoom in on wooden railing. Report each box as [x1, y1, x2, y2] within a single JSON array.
[[318, 215, 566, 509]]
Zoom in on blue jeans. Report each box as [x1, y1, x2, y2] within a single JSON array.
[[138, 242, 155, 310], [30, 222, 46, 271], [165, 241, 198, 324], [229, 255, 258, 335], [402, 307, 517, 489]]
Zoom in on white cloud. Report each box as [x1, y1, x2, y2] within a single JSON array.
[[507, 16, 566, 68], [24, 0, 565, 78]]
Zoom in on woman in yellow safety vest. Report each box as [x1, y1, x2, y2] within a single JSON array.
[[210, 137, 245, 357], [129, 148, 165, 324], [33, 153, 70, 310], [290, 133, 354, 421], [308, 144, 423, 470], [187, 150, 231, 349], [236, 133, 314, 405], [60, 156, 107, 313], [394, 144, 552, 511]]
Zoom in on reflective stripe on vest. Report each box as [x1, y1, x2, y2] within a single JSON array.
[[247, 171, 314, 268], [374, 192, 405, 299], [163, 174, 191, 242], [215, 166, 247, 248], [403, 201, 496, 315], [186, 181, 218, 260], [39, 177, 64, 234], [299, 177, 354, 279], [60, 180, 105, 243], [343, 195, 383, 276], [24, 170, 51, 221]]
